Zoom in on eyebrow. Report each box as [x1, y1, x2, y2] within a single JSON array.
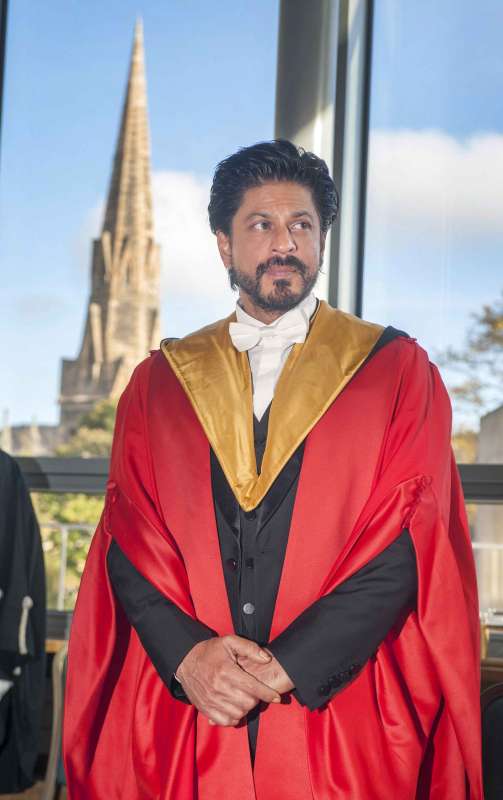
[[243, 209, 315, 222]]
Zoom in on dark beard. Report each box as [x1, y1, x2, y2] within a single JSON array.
[[228, 255, 321, 312]]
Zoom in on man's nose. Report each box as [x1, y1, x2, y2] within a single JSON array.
[[271, 226, 296, 254]]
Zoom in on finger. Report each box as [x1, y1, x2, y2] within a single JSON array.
[[215, 696, 253, 719], [206, 711, 240, 727], [225, 688, 260, 715], [206, 701, 246, 727], [249, 679, 282, 704], [230, 666, 281, 704], [209, 672, 264, 713], [225, 636, 271, 663], [236, 655, 254, 669], [235, 657, 261, 677]]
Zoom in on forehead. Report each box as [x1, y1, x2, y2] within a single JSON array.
[[236, 181, 316, 218]]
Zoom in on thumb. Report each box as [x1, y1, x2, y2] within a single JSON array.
[[230, 637, 271, 662]]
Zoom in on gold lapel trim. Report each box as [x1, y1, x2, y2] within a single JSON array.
[[161, 301, 384, 511]]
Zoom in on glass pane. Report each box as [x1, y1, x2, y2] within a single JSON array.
[[469, 503, 503, 614], [1, 2, 279, 457], [32, 492, 102, 610], [362, 0, 503, 461]]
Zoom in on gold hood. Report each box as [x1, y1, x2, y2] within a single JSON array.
[[161, 300, 383, 511]]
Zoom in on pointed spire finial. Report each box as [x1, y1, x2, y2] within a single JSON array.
[[101, 18, 153, 245], [59, 21, 161, 431]]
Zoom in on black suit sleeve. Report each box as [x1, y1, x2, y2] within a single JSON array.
[[106, 539, 217, 702], [267, 529, 417, 711]]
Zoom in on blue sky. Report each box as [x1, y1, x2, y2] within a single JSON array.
[[370, 0, 503, 135], [363, 0, 503, 429], [1, 0, 279, 425], [1, 0, 502, 429]]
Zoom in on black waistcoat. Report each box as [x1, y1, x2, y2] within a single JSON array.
[[210, 402, 305, 760], [210, 403, 305, 646]]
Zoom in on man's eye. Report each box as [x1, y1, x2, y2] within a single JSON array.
[[292, 221, 311, 230], [253, 221, 270, 230]]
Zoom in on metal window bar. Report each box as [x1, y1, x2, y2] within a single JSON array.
[[275, 0, 374, 315], [14, 457, 503, 616], [36, 518, 503, 615], [472, 543, 503, 551], [0, 0, 8, 164], [15, 457, 503, 502], [40, 522, 94, 610]]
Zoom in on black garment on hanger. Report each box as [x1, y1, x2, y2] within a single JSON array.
[[0, 450, 46, 792]]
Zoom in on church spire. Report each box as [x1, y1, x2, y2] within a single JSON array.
[[59, 20, 161, 433], [102, 17, 154, 256]]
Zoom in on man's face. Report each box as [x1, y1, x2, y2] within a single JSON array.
[[216, 181, 325, 318]]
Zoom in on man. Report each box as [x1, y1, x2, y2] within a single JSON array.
[[64, 141, 482, 799]]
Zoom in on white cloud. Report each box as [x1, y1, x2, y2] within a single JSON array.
[[74, 171, 234, 333], [152, 171, 230, 306], [367, 130, 503, 237]]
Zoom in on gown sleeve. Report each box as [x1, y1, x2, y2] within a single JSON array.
[[107, 539, 216, 702], [267, 529, 417, 710]]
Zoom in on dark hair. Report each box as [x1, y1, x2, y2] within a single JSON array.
[[208, 139, 339, 236]]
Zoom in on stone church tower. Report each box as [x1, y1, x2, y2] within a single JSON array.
[[59, 20, 160, 432]]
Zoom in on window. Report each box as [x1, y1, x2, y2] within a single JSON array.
[[1, 3, 279, 610], [0, 3, 279, 460], [361, 0, 503, 614], [362, 0, 503, 456]]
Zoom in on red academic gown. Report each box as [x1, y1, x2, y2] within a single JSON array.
[[64, 303, 482, 799]]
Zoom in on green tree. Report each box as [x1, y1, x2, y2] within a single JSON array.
[[438, 290, 503, 463], [56, 398, 117, 457], [439, 291, 503, 417], [33, 399, 117, 607]]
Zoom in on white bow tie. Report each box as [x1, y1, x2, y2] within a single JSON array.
[[229, 310, 309, 352]]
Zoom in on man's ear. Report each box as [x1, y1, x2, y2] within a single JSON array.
[[216, 230, 233, 268]]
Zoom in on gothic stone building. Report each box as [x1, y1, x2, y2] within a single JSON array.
[[2, 21, 161, 455], [59, 20, 161, 435]]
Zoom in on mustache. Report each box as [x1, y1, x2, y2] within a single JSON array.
[[256, 256, 308, 278]]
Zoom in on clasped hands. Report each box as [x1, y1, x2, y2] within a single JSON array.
[[176, 635, 294, 727]]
